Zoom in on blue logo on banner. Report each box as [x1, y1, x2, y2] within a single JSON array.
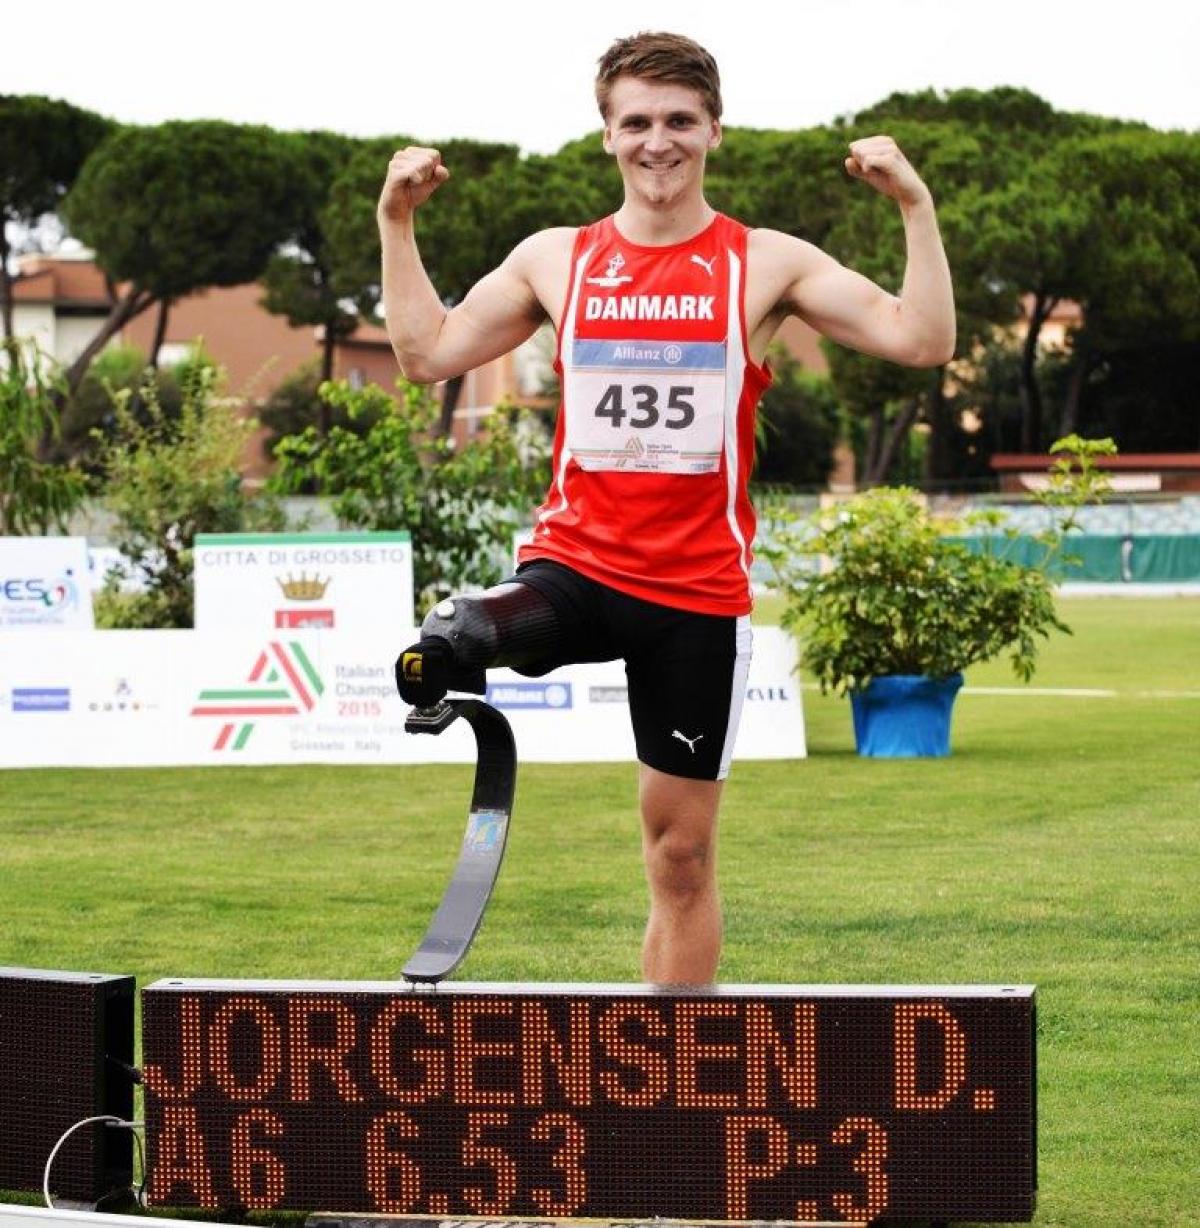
[[14, 688, 71, 712], [485, 682, 573, 710], [1, 573, 79, 610]]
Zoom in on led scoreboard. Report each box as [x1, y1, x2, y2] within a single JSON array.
[[143, 981, 1036, 1223], [0, 967, 135, 1204]]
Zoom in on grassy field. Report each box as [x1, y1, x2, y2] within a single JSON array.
[[1, 597, 1197, 1226]]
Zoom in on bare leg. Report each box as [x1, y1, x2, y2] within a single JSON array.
[[638, 763, 723, 985]]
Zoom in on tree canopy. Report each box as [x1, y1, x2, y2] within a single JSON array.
[[0, 94, 113, 337], [5, 84, 1192, 481], [323, 136, 608, 430], [61, 119, 301, 388], [259, 129, 361, 402]]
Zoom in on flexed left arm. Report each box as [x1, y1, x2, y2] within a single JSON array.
[[771, 135, 956, 368]]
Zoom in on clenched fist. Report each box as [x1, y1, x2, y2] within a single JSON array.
[[378, 147, 451, 221], [844, 136, 931, 208]]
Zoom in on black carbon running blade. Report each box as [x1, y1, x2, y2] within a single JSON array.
[[402, 698, 516, 983]]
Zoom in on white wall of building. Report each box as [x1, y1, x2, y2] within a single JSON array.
[[10, 304, 111, 369], [56, 314, 111, 365], [11, 304, 56, 364]]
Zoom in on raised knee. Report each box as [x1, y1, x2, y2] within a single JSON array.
[[397, 582, 561, 706], [422, 592, 502, 667], [395, 592, 502, 706], [422, 582, 559, 667]]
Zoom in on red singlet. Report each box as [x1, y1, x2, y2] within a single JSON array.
[[517, 213, 772, 616]]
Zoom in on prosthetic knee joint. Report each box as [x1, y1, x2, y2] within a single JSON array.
[[395, 582, 558, 708]]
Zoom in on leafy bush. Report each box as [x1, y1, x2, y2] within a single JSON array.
[[258, 361, 325, 458], [271, 379, 551, 614], [93, 362, 282, 627], [55, 343, 223, 467], [59, 345, 161, 464], [258, 360, 382, 461], [754, 353, 842, 488], [763, 436, 1116, 693], [92, 586, 177, 630], [0, 338, 87, 533]]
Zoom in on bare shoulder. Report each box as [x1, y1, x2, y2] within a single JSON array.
[[506, 226, 577, 272], [743, 229, 834, 345], [748, 228, 834, 295], [748, 227, 812, 259], [505, 226, 577, 322]]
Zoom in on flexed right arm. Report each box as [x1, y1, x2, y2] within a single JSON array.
[[377, 147, 547, 383]]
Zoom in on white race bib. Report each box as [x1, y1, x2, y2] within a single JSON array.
[[565, 339, 727, 475]]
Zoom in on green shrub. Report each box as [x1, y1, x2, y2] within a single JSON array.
[[271, 379, 550, 614], [754, 355, 842, 488], [763, 436, 1117, 693], [92, 586, 176, 630], [56, 343, 221, 467], [93, 361, 282, 627], [0, 338, 87, 533]]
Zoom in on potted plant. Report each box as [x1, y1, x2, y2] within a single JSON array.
[[763, 436, 1115, 757]]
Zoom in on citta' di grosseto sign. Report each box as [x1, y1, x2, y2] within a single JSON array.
[[193, 532, 415, 635], [142, 980, 1035, 1223]]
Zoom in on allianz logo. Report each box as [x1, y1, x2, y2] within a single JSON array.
[[486, 682, 572, 710]]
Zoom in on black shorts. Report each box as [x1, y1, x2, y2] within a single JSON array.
[[508, 560, 753, 782]]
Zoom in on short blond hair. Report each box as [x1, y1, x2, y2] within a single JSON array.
[[595, 32, 723, 120]]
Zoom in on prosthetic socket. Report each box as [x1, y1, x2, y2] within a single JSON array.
[[395, 582, 560, 707]]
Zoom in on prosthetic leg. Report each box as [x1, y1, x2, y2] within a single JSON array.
[[395, 581, 561, 709], [396, 581, 560, 983]]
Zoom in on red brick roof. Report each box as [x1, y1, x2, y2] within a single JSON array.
[[13, 256, 112, 307]]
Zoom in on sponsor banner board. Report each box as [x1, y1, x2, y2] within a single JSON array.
[[193, 533, 414, 635], [0, 536, 93, 631], [0, 631, 178, 766], [0, 628, 804, 768]]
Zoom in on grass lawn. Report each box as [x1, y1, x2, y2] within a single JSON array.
[[1, 597, 1197, 1226]]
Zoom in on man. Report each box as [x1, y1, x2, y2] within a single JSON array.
[[379, 32, 954, 985]]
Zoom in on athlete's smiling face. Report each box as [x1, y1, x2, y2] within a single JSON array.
[[603, 76, 722, 207]]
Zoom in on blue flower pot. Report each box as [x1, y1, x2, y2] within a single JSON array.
[[850, 674, 964, 758]]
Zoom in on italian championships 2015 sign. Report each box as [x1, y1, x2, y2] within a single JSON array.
[[142, 980, 1036, 1222]]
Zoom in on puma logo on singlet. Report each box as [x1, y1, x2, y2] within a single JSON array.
[[690, 254, 716, 276], [672, 729, 704, 753]]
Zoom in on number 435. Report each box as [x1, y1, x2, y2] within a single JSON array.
[[594, 384, 695, 430]]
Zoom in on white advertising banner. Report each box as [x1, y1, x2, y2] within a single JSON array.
[[0, 536, 94, 631], [0, 628, 804, 768], [193, 532, 414, 634]]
